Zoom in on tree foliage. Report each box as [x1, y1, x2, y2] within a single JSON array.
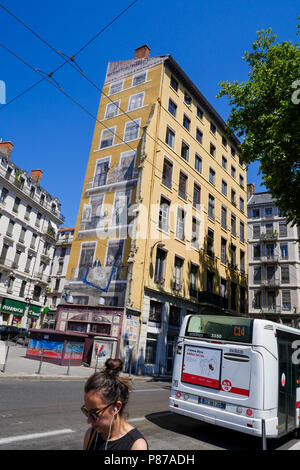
[[218, 19, 300, 227]]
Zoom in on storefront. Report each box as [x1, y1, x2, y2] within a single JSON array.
[[0, 298, 41, 328]]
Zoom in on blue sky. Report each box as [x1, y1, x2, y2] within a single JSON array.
[[0, 0, 299, 227]]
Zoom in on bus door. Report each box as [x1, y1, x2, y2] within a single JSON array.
[[277, 331, 296, 435]]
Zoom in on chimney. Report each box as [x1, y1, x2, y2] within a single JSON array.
[[134, 45, 150, 60], [31, 169, 43, 185], [247, 183, 255, 201], [0, 141, 13, 159]]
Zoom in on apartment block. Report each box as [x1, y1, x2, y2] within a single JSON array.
[[45, 227, 75, 328], [66, 46, 248, 374], [247, 186, 300, 327], [0, 141, 64, 328]]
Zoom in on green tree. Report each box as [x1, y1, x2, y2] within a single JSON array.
[[218, 19, 300, 227]]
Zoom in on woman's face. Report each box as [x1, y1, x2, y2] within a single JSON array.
[[84, 390, 116, 433]]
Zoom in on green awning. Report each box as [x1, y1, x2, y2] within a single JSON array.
[[28, 305, 41, 318], [1, 298, 26, 316]]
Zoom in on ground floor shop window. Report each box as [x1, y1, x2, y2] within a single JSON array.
[[145, 333, 158, 364]]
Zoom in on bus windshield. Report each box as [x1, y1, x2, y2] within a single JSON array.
[[185, 315, 253, 343]]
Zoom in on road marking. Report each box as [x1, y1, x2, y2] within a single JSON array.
[[288, 441, 300, 450], [0, 429, 74, 445]]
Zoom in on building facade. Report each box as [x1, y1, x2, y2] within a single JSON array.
[[247, 186, 300, 327], [0, 141, 65, 328], [66, 46, 248, 374], [44, 227, 75, 328]]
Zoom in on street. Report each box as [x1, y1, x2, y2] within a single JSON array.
[[0, 378, 299, 451]]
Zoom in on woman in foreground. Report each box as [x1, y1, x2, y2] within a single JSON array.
[[82, 358, 148, 450]]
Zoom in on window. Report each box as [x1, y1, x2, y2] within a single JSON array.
[[252, 209, 260, 218], [165, 126, 175, 148], [279, 223, 287, 237], [254, 266, 262, 284], [154, 248, 167, 284], [168, 98, 177, 117], [231, 213, 236, 236], [207, 270, 214, 293], [132, 71, 146, 86], [221, 179, 227, 196], [195, 153, 202, 173], [221, 238, 227, 264], [128, 92, 144, 111], [176, 207, 185, 241], [266, 223, 273, 235], [220, 278, 227, 298], [169, 306, 181, 327], [208, 194, 215, 220], [112, 191, 131, 227], [222, 136, 227, 148], [124, 120, 140, 142], [280, 245, 288, 259], [231, 146, 236, 157], [239, 174, 244, 188], [0, 187, 8, 203], [19, 227, 26, 244], [207, 228, 214, 258], [78, 242, 96, 280], [178, 172, 187, 200], [191, 217, 200, 249], [181, 141, 189, 161], [254, 291, 262, 309], [162, 158, 173, 189], [253, 225, 260, 238], [221, 206, 227, 229], [240, 250, 245, 274], [239, 197, 244, 212], [184, 91, 192, 106], [105, 240, 124, 280], [183, 114, 191, 131], [170, 75, 178, 92], [190, 264, 198, 295], [94, 159, 109, 187], [282, 291, 291, 310], [231, 189, 236, 205], [7, 219, 14, 237], [231, 165, 236, 179], [13, 196, 21, 213], [265, 207, 272, 216], [145, 333, 158, 364], [209, 167, 216, 185], [197, 106, 203, 120], [210, 122, 216, 135], [19, 280, 27, 298], [100, 127, 115, 148], [196, 128, 203, 144], [230, 243, 237, 269], [109, 80, 123, 95], [240, 286, 246, 313], [281, 266, 289, 284], [114, 150, 136, 182], [254, 244, 261, 258], [222, 155, 227, 169], [193, 183, 201, 210], [159, 196, 170, 232], [240, 221, 245, 242], [210, 142, 216, 157], [173, 256, 184, 290], [149, 301, 162, 324], [105, 100, 120, 118]]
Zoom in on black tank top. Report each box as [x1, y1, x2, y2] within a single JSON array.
[[86, 427, 148, 450]]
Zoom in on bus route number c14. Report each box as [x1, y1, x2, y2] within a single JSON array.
[[233, 326, 245, 337]]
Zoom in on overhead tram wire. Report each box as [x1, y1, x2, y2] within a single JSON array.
[[0, 0, 140, 111], [0, 2, 246, 217]]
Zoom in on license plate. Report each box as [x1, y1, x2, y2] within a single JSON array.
[[199, 397, 225, 409]]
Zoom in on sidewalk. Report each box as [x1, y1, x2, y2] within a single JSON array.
[[0, 341, 171, 382]]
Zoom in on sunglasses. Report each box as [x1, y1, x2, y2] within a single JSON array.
[[81, 402, 115, 421]]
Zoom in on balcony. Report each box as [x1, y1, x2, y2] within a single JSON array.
[[259, 232, 279, 242], [260, 278, 280, 288], [197, 291, 229, 310], [260, 255, 279, 264], [85, 170, 138, 195]]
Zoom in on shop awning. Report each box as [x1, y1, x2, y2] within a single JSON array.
[[0, 298, 26, 316], [28, 305, 41, 318]]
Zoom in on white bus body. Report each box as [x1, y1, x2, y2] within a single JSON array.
[[169, 315, 300, 440]]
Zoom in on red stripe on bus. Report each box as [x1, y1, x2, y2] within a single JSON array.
[[229, 387, 250, 397], [296, 401, 300, 408]]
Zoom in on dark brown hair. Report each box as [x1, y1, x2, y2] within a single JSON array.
[[84, 358, 132, 416]]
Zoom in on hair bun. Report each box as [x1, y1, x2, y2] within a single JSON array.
[[104, 358, 123, 376]]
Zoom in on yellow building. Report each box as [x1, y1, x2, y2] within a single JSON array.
[[66, 45, 248, 374]]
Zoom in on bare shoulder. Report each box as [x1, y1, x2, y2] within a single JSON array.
[[131, 438, 148, 450], [83, 427, 93, 450]]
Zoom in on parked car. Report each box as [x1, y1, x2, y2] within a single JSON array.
[[0, 326, 28, 341]]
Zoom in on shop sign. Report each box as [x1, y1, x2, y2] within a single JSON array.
[[28, 305, 41, 318], [0, 299, 26, 316]]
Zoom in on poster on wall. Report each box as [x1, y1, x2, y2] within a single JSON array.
[[182, 345, 222, 390], [27, 339, 64, 359], [92, 339, 114, 367], [64, 342, 84, 360]]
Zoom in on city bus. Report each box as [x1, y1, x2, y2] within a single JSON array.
[[169, 315, 300, 448]]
